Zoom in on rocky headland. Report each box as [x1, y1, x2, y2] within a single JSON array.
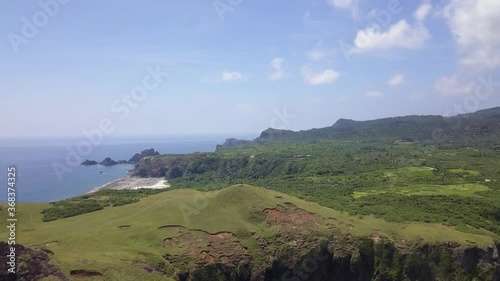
[[80, 148, 161, 167]]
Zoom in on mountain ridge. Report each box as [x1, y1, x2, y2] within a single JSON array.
[[218, 107, 500, 148]]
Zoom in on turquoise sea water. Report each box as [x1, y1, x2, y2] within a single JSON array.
[[0, 136, 227, 202]]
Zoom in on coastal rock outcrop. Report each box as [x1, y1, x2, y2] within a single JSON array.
[[128, 148, 161, 164], [81, 158, 127, 166], [215, 138, 251, 150], [80, 148, 161, 166], [81, 160, 98, 166], [100, 157, 118, 166]]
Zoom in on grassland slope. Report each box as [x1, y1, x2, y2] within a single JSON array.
[[1, 185, 499, 280]]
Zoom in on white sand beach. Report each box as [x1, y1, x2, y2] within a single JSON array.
[[90, 177, 170, 193]]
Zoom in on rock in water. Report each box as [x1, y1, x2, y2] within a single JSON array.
[[81, 160, 98, 166], [100, 157, 118, 166]]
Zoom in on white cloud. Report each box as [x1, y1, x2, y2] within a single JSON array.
[[442, 0, 500, 71], [302, 66, 340, 86], [433, 75, 474, 96], [366, 91, 384, 98], [302, 44, 339, 85], [307, 50, 326, 61], [221, 71, 247, 82], [268, 58, 286, 81], [388, 73, 405, 87], [353, 21, 429, 53], [306, 41, 335, 62], [414, 2, 432, 22], [328, 0, 353, 9], [352, 3, 431, 53], [327, 0, 358, 18]]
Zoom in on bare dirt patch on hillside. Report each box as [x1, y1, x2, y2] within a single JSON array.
[[263, 203, 321, 232], [160, 225, 251, 267], [258, 203, 338, 264], [158, 204, 343, 273]]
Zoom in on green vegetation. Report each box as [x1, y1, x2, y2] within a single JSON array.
[[149, 140, 500, 236], [449, 168, 481, 176], [41, 188, 169, 221], [1, 186, 497, 280], [352, 183, 490, 198], [5, 108, 500, 280]]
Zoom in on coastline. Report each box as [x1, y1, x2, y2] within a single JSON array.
[[89, 176, 170, 193]]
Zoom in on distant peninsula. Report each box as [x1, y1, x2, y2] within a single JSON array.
[[81, 148, 160, 167]]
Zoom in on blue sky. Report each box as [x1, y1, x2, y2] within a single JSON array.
[[1, 0, 499, 138]]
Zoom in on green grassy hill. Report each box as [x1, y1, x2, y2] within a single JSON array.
[[1, 185, 499, 280], [132, 140, 500, 237]]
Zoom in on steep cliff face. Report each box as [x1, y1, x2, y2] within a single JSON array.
[[162, 201, 500, 281], [131, 154, 201, 178], [180, 241, 500, 281], [131, 153, 249, 179]]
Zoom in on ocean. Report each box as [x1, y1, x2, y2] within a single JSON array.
[[0, 136, 229, 202]]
